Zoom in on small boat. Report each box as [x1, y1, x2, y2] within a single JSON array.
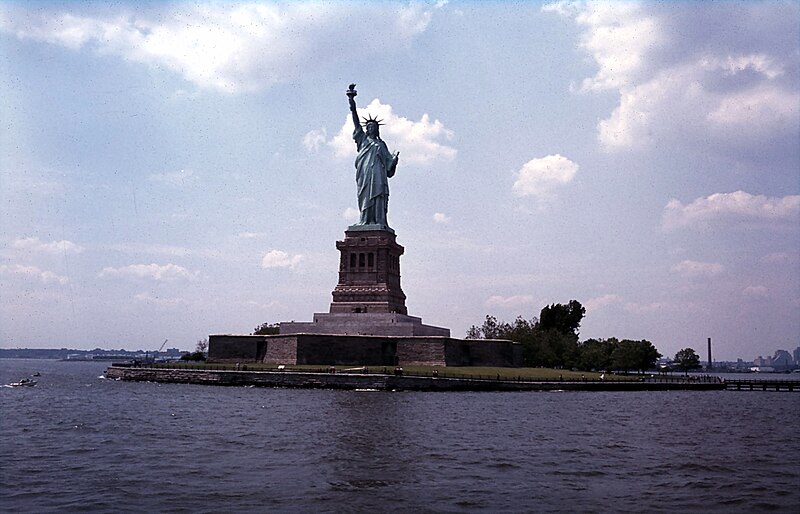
[[9, 378, 37, 387]]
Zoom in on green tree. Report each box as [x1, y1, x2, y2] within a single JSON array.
[[523, 328, 578, 368], [527, 301, 583, 368], [502, 316, 537, 342], [610, 339, 661, 374], [180, 338, 208, 361], [611, 339, 639, 373], [253, 322, 280, 335], [465, 315, 525, 340], [631, 339, 661, 373], [577, 338, 618, 371], [181, 351, 206, 361], [466, 301, 584, 368], [538, 300, 585, 338], [674, 347, 701, 375]]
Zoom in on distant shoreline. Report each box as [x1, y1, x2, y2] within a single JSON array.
[[0, 349, 187, 360]]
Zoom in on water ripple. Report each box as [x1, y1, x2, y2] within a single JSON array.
[[1, 360, 798, 513]]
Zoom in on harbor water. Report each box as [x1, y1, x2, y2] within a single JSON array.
[[2, 359, 798, 512]]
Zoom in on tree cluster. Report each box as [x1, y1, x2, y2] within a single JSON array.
[[578, 338, 661, 374], [181, 351, 206, 361], [181, 338, 208, 361], [467, 300, 661, 372], [253, 322, 280, 335]]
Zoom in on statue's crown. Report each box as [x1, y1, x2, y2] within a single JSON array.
[[361, 114, 384, 127]]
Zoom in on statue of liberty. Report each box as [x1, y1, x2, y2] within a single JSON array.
[[346, 84, 399, 231]]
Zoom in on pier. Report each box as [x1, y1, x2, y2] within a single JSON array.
[[723, 379, 800, 392]]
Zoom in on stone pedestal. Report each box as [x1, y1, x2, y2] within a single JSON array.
[[330, 229, 407, 315], [279, 312, 449, 337], [278, 228, 449, 337]]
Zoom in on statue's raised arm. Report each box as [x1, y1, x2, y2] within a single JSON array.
[[346, 83, 360, 131]]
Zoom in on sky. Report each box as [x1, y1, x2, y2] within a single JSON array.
[[1, 1, 798, 359]]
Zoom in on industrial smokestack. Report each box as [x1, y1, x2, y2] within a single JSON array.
[[707, 337, 712, 371]]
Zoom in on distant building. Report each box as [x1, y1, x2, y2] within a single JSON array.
[[771, 349, 793, 371], [794, 346, 800, 366], [753, 355, 772, 367]]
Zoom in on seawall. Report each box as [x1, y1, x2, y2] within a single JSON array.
[[104, 366, 726, 392], [208, 333, 522, 368]]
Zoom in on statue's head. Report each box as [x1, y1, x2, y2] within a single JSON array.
[[365, 120, 380, 137], [361, 114, 384, 138]]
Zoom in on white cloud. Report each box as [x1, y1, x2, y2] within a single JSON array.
[[11, 237, 84, 255], [433, 212, 451, 224], [742, 285, 768, 297], [99, 263, 199, 281], [541, 1, 581, 18], [712, 53, 784, 80], [706, 81, 797, 131], [342, 207, 359, 221], [0, 264, 68, 285], [548, 2, 800, 157], [623, 301, 667, 313], [512, 154, 578, 199], [663, 191, 800, 230], [596, 60, 799, 152], [329, 99, 456, 166], [1, 4, 434, 93], [670, 260, 724, 277], [395, 4, 434, 40], [485, 295, 535, 308], [261, 249, 303, 269], [570, 2, 662, 92], [585, 294, 622, 312], [236, 232, 264, 239], [147, 169, 197, 188], [303, 128, 327, 152]]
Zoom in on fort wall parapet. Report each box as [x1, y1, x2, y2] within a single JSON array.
[[208, 333, 522, 367]]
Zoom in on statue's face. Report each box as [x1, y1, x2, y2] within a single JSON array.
[[366, 122, 379, 137]]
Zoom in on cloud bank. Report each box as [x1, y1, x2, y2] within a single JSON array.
[[0, 264, 69, 285], [0, 3, 434, 93], [663, 191, 800, 230], [99, 263, 198, 281], [547, 1, 800, 159], [12, 237, 84, 255]]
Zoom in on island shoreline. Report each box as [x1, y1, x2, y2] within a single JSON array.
[[104, 366, 726, 392]]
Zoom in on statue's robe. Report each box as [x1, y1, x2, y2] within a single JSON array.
[[353, 125, 397, 228]]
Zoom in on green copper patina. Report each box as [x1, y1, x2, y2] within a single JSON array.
[[346, 84, 399, 233]]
